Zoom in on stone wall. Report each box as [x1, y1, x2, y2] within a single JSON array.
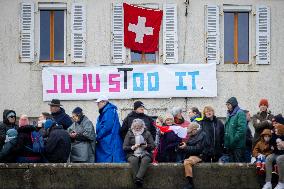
[[0, 163, 265, 189]]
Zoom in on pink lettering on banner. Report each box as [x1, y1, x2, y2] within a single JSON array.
[[109, 74, 120, 92], [76, 74, 87, 93], [61, 75, 72, 93], [46, 75, 58, 94], [88, 74, 100, 92]]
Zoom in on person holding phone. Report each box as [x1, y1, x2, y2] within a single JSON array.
[[123, 119, 155, 187]]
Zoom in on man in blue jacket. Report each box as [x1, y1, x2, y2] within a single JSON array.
[[95, 96, 125, 163]]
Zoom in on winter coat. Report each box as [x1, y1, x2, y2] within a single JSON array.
[[224, 106, 247, 150], [68, 116, 96, 163], [121, 111, 156, 140], [0, 110, 18, 149], [14, 125, 42, 161], [45, 125, 71, 163], [252, 111, 274, 147], [123, 129, 155, 159], [199, 116, 224, 161], [156, 127, 181, 162], [246, 123, 253, 150], [0, 137, 17, 162], [51, 107, 73, 130], [182, 129, 207, 159], [252, 129, 272, 157], [270, 133, 284, 155], [96, 102, 126, 163]]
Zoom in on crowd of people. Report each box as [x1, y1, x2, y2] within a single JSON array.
[[0, 96, 284, 189]]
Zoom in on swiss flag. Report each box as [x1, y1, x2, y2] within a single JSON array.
[[123, 3, 163, 52]]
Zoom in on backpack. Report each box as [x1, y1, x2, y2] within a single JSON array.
[[31, 131, 45, 153]]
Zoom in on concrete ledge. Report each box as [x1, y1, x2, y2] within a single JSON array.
[[0, 163, 262, 189]]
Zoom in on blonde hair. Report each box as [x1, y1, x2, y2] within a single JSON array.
[[203, 106, 215, 117]]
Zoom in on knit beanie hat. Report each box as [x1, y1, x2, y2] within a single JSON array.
[[44, 119, 56, 130], [72, 107, 83, 115], [226, 97, 238, 107], [134, 101, 145, 110], [259, 99, 269, 107], [274, 114, 284, 125], [6, 128, 18, 138]]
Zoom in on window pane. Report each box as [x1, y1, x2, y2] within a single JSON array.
[[131, 51, 142, 62], [40, 11, 50, 61], [54, 11, 64, 61], [238, 13, 249, 63], [145, 52, 156, 62], [224, 12, 235, 63]]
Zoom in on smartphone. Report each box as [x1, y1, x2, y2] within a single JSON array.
[[140, 143, 146, 146]]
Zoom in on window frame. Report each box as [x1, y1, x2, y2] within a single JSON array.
[[222, 5, 252, 65], [38, 3, 67, 64]]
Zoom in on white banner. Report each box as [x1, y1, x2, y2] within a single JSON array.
[[42, 64, 217, 101]]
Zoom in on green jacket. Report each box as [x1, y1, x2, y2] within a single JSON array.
[[224, 107, 247, 150]]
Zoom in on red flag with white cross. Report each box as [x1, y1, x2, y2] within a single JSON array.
[[123, 3, 163, 52]]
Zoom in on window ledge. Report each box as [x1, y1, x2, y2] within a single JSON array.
[[217, 64, 259, 72]]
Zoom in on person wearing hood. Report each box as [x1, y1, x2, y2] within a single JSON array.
[[224, 97, 247, 162], [121, 101, 156, 140], [0, 109, 18, 149], [199, 106, 224, 162], [68, 107, 96, 163], [43, 119, 71, 163], [253, 129, 272, 173], [252, 99, 274, 147], [0, 128, 18, 162], [14, 115, 42, 163], [95, 96, 125, 163], [123, 119, 155, 187], [49, 99, 73, 130]]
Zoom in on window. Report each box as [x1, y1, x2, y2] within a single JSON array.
[[40, 9, 65, 63], [131, 51, 156, 63], [224, 11, 249, 64]]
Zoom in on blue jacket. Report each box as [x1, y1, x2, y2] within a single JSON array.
[[51, 108, 73, 130], [95, 102, 125, 163]]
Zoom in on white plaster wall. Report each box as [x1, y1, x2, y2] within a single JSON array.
[[0, 0, 283, 124]]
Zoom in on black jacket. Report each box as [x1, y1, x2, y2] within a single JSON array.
[[45, 125, 71, 163], [51, 108, 73, 130], [121, 111, 156, 140], [182, 129, 207, 159], [0, 110, 18, 149], [199, 116, 224, 161]]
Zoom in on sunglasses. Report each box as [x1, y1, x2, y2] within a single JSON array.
[[8, 116, 16, 118]]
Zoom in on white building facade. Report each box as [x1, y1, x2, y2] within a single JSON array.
[[0, 0, 283, 123]]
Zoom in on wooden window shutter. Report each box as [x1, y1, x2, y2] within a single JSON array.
[[163, 4, 178, 63], [71, 3, 86, 63], [20, 3, 34, 63], [256, 5, 270, 65], [205, 5, 220, 64], [112, 3, 126, 64]]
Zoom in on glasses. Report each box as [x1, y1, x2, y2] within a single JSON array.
[[8, 116, 16, 118]]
